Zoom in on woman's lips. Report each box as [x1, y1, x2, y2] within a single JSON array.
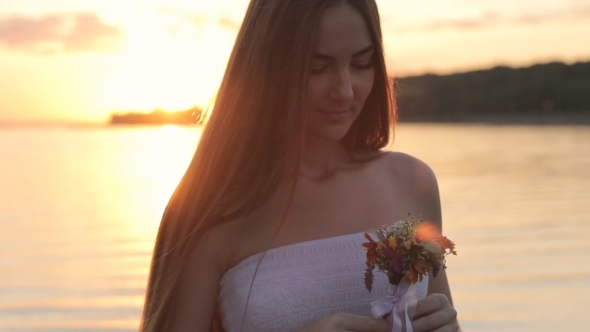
[[317, 109, 348, 122]]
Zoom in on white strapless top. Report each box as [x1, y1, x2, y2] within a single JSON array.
[[218, 232, 424, 332]]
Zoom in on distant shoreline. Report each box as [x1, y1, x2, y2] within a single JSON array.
[[394, 61, 590, 123], [3, 111, 590, 129], [398, 110, 590, 125], [109, 108, 200, 126]]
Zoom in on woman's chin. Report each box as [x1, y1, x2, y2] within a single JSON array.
[[304, 109, 360, 144], [304, 127, 351, 144]]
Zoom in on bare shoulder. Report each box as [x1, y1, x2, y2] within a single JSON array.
[[380, 151, 438, 188], [379, 151, 442, 228], [192, 212, 275, 273], [190, 221, 237, 271]]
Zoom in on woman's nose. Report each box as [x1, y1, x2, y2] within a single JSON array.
[[329, 70, 354, 103]]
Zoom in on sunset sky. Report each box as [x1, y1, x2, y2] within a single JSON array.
[[0, 0, 589, 123]]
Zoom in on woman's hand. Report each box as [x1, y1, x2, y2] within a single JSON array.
[[297, 313, 390, 332], [412, 293, 458, 332]]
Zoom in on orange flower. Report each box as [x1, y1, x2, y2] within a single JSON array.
[[413, 259, 431, 275], [403, 268, 418, 284], [416, 221, 439, 242]]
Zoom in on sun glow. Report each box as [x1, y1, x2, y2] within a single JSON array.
[[146, 125, 200, 207], [103, 11, 235, 113], [123, 125, 202, 235]]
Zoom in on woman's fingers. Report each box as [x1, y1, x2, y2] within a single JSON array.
[[412, 294, 458, 332], [414, 293, 448, 318], [412, 309, 458, 332], [385, 313, 392, 325]]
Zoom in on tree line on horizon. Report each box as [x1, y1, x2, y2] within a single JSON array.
[[110, 60, 590, 125], [394, 60, 590, 122], [110, 106, 202, 125]]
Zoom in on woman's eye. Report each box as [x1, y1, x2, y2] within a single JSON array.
[[352, 60, 374, 70], [310, 59, 374, 74], [311, 66, 327, 75]]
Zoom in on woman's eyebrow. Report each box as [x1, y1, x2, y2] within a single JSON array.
[[313, 45, 375, 60]]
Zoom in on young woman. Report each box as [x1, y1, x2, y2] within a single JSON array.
[[141, 0, 459, 331]]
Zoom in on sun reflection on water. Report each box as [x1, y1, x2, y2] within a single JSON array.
[[123, 125, 202, 236]]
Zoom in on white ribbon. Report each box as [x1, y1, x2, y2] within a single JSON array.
[[370, 276, 428, 332]]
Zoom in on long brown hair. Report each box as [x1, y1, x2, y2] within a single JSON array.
[[140, 0, 396, 330]]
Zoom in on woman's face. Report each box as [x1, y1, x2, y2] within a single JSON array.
[[305, 4, 375, 142]]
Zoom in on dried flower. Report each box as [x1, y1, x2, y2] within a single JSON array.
[[363, 214, 456, 291]]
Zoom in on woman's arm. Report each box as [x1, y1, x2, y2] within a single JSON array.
[[407, 157, 459, 331], [166, 226, 229, 332]]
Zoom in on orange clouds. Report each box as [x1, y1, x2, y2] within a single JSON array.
[[0, 13, 122, 54], [386, 5, 590, 35]]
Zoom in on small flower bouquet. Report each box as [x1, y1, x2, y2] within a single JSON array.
[[362, 214, 456, 331]]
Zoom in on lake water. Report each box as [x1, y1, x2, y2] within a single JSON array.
[[1, 124, 589, 331]]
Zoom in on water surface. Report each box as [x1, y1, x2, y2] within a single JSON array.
[[1, 124, 589, 331]]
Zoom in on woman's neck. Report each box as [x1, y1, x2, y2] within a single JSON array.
[[299, 135, 351, 179]]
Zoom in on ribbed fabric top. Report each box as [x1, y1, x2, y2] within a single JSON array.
[[218, 232, 390, 332]]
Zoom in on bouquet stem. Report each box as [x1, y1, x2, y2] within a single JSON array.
[[388, 283, 397, 294], [388, 273, 403, 286]]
